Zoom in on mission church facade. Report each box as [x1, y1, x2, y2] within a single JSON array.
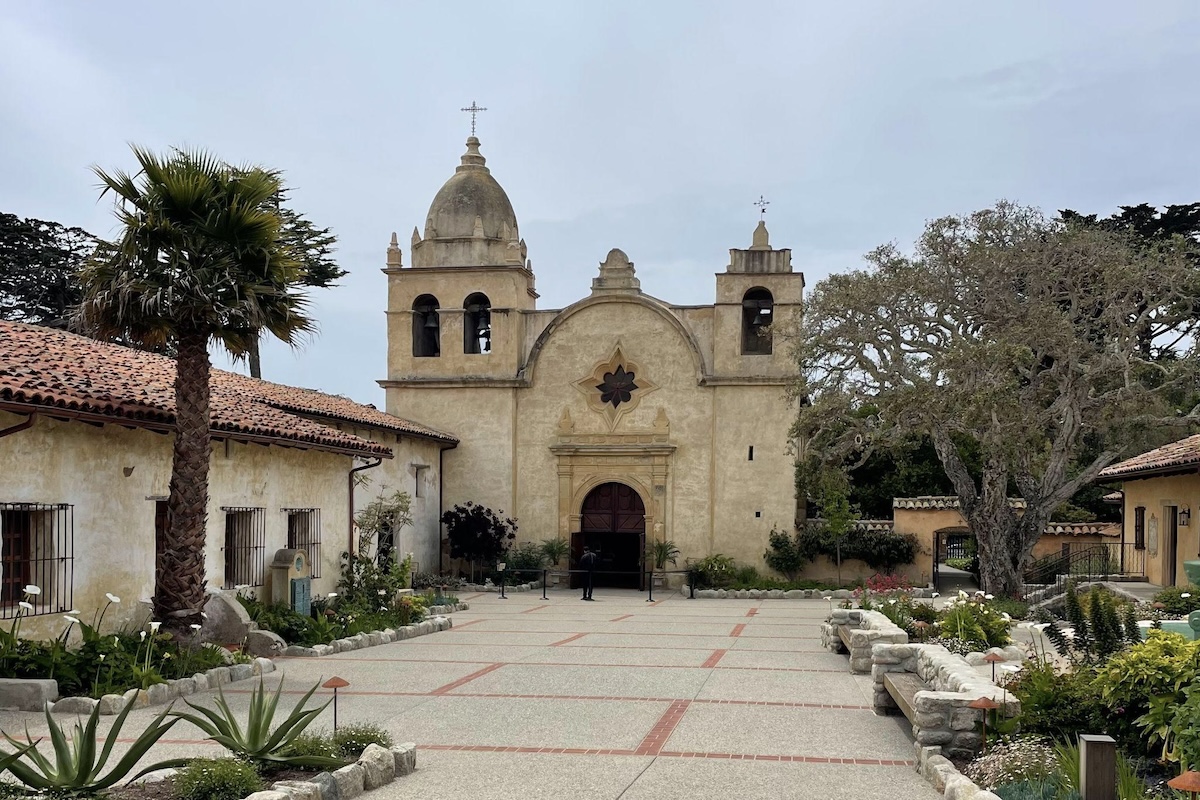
[[381, 134, 803, 582]]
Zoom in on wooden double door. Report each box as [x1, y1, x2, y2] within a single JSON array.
[[572, 483, 645, 590]]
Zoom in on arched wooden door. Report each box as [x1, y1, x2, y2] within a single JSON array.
[[572, 483, 645, 590]]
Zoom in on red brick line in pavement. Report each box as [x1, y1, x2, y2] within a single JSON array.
[[430, 663, 506, 694], [730, 623, 746, 637], [550, 632, 589, 646], [636, 699, 691, 755], [266, 655, 843, 673], [449, 618, 487, 630], [610, 614, 634, 622], [701, 648, 727, 668], [520, 605, 551, 614], [126, 739, 910, 764], [461, 593, 486, 600], [745, 608, 759, 617]]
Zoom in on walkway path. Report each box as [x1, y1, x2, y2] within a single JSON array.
[[1, 590, 939, 799]]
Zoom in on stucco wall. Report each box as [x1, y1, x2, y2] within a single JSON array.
[[0, 410, 353, 640], [1120, 473, 1200, 586]]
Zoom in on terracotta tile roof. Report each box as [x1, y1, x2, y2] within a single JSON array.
[[1102, 491, 1123, 504], [1099, 435, 1200, 479], [1042, 522, 1120, 538], [892, 496, 1027, 510], [0, 321, 455, 456]]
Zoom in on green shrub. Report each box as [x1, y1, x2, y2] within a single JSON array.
[[1007, 660, 1102, 740], [331, 724, 394, 758], [993, 780, 1060, 800], [285, 731, 341, 762], [796, 522, 917, 574], [1039, 583, 1138, 665], [764, 528, 806, 580], [937, 594, 1011, 648], [945, 557, 975, 571], [1095, 630, 1200, 756], [505, 542, 545, 577], [989, 596, 1029, 621], [174, 758, 264, 800], [689, 554, 737, 588], [910, 602, 938, 624], [1151, 584, 1200, 615]]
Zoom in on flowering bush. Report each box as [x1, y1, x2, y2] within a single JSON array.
[[963, 736, 1058, 790], [174, 758, 263, 800], [934, 590, 1012, 649], [864, 573, 912, 593]]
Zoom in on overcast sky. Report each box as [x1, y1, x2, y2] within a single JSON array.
[[3, 1, 1199, 406]]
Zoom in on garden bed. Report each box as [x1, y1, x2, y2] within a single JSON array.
[[282, 616, 453, 657]]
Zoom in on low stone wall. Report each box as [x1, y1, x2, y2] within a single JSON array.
[[914, 742, 1002, 800], [0, 656, 277, 715], [283, 616, 452, 658], [461, 580, 543, 593], [872, 642, 1019, 760], [820, 609, 908, 673], [692, 587, 938, 599], [426, 601, 469, 615]]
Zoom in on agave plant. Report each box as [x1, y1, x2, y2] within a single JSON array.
[[171, 678, 343, 768], [1, 698, 187, 794]]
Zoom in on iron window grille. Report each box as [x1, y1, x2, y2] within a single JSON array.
[[221, 507, 266, 589], [0, 503, 74, 618], [1134, 506, 1146, 551], [284, 508, 321, 578]]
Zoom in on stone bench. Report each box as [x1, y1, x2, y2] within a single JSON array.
[[871, 642, 1020, 760], [882, 671, 930, 723], [820, 609, 908, 673]]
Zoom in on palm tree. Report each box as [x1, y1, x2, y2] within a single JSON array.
[[76, 147, 313, 634]]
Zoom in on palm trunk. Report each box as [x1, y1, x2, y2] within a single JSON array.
[[156, 328, 211, 634], [248, 334, 262, 379]]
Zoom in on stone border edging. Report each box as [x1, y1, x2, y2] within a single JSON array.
[[914, 741, 1002, 800], [138, 742, 417, 800], [282, 615, 452, 658], [460, 580, 543, 593], [48, 656, 278, 716], [426, 601, 468, 615], [691, 587, 938, 599]]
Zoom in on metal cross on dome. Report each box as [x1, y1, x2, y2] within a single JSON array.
[[754, 195, 770, 220], [461, 101, 487, 136]]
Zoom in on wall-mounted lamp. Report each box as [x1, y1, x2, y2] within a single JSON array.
[[1181, 507, 1192, 527]]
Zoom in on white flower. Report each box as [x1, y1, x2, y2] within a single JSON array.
[[18, 601, 33, 611], [957, 590, 968, 599], [149, 621, 162, 632], [888, 599, 897, 605], [328, 592, 338, 598], [985, 594, 995, 601], [201, 612, 208, 619], [98, 654, 106, 662], [190, 623, 202, 631], [931, 592, 940, 598], [1001, 613, 1012, 621], [63, 615, 80, 625], [139, 631, 147, 641], [105, 593, 121, 604], [1183, 593, 1192, 599], [66, 609, 80, 615], [23, 585, 41, 596], [378, 590, 386, 596]]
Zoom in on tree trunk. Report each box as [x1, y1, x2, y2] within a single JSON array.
[[248, 334, 262, 380], [156, 329, 211, 634]]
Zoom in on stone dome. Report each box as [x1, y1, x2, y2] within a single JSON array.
[[424, 137, 518, 241]]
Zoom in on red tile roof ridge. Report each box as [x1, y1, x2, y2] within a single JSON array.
[[0, 320, 454, 456], [1099, 434, 1200, 479]]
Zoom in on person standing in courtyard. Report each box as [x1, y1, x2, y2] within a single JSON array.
[[580, 545, 598, 600]]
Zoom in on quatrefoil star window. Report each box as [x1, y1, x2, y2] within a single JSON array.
[[574, 343, 658, 429], [597, 365, 638, 408]]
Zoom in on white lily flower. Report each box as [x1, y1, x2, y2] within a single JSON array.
[[328, 592, 338, 598], [139, 631, 147, 641], [63, 615, 80, 625], [1183, 593, 1192, 599], [18, 601, 33, 611], [99, 654, 106, 662], [985, 594, 995, 601], [105, 593, 121, 604], [1001, 613, 1012, 621], [190, 623, 202, 631], [378, 590, 386, 596], [957, 590, 968, 599], [201, 612, 208, 619], [931, 592, 940, 598], [23, 585, 41, 596], [888, 599, 897, 605], [149, 621, 162, 632]]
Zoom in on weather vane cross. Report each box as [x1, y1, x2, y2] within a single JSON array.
[[461, 101, 487, 137], [754, 195, 770, 220]]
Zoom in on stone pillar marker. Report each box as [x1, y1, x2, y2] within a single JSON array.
[[1079, 734, 1116, 800]]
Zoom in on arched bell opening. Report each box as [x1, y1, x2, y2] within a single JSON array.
[[463, 292, 492, 354], [741, 287, 774, 355], [412, 294, 441, 358]]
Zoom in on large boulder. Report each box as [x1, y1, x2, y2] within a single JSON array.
[[245, 629, 286, 657], [200, 590, 253, 645]]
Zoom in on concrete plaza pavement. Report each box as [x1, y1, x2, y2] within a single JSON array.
[[0, 589, 939, 799]]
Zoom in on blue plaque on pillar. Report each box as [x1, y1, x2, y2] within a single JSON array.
[[291, 577, 312, 616]]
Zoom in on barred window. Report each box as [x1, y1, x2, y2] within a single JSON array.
[[1, 503, 73, 618], [222, 507, 265, 589], [1134, 506, 1146, 551], [285, 508, 321, 579]]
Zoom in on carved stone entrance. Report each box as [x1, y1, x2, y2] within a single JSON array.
[[551, 407, 674, 592]]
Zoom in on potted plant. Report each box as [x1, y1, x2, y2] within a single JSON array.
[[649, 540, 680, 588], [540, 537, 570, 586]]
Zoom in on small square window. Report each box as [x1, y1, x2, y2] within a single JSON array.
[[755, 511, 762, 518]]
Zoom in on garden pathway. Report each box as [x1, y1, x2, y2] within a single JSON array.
[[0, 590, 939, 799]]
